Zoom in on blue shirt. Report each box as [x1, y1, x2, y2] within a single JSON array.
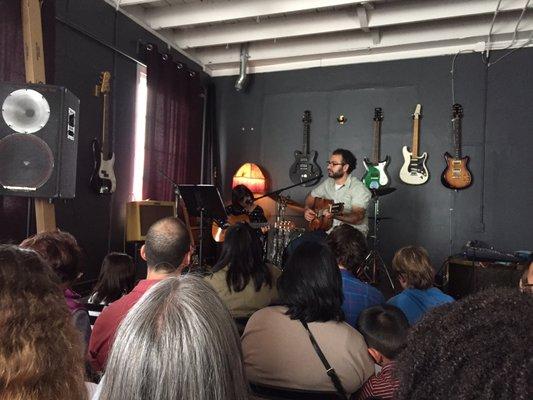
[[340, 269, 385, 328], [388, 287, 454, 325]]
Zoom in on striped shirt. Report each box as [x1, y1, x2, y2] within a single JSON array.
[[357, 362, 399, 400]]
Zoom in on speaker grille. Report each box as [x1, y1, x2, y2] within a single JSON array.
[[0, 133, 54, 190], [2, 89, 51, 134]]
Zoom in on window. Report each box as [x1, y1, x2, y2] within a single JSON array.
[[132, 65, 147, 201]]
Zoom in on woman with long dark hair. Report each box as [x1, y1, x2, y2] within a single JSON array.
[[242, 242, 374, 396], [86, 252, 136, 325], [205, 222, 280, 318]]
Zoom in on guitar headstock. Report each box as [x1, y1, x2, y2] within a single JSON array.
[[452, 103, 463, 119], [373, 107, 383, 121], [412, 104, 422, 120], [302, 110, 312, 125], [95, 71, 112, 97]]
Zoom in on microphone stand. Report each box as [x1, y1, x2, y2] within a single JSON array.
[[253, 175, 323, 202]]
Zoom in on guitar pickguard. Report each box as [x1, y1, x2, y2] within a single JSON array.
[[399, 147, 429, 185]]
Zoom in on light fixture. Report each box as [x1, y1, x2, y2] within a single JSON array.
[[232, 163, 266, 194]]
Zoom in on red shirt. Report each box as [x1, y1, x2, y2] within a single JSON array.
[[357, 362, 399, 400], [88, 279, 161, 372]]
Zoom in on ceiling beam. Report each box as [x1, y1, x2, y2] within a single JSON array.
[[192, 13, 533, 65], [136, 0, 385, 29], [171, 0, 529, 48]]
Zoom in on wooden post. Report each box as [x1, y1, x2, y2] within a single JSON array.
[[21, 0, 56, 232]]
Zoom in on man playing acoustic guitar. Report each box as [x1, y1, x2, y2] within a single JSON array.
[[304, 149, 372, 236]]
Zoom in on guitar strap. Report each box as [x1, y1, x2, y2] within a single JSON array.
[[300, 320, 348, 400]]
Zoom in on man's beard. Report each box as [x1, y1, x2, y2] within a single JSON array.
[[328, 169, 344, 179]]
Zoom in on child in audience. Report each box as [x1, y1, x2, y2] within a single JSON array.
[[86, 252, 136, 326], [356, 304, 409, 400], [388, 246, 453, 324]]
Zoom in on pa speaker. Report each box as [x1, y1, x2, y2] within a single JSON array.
[[0, 82, 80, 198]]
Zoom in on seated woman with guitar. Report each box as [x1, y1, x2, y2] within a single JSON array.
[[204, 223, 281, 329], [212, 184, 269, 246]]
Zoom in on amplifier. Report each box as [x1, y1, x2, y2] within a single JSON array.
[[446, 258, 526, 299], [125, 200, 176, 242]]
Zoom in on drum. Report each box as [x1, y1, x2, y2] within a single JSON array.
[[266, 222, 303, 267]]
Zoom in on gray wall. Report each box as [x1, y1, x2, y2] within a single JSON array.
[[214, 50, 533, 268]]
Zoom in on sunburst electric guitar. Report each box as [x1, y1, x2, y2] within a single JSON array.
[[441, 104, 472, 190], [362, 107, 390, 189], [90, 71, 116, 194], [399, 104, 429, 185]]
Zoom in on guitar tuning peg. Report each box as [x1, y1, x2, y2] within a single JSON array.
[[337, 115, 347, 125]]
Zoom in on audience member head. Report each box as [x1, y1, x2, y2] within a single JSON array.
[[519, 261, 533, 295], [231, 184, 254, 208], [0, 245, 87, 400], [396, 287, 533, 400], [141, 217, 191, 274], [357, 304, 409, 366], [392, 246, 434, 290], [327, 224, 368, 274], [332, 148, 357, 174], [278, 241, 344, 323], [213, 222, 272, 292], [91, 252, 136, 304], [20, 230, 83, 287], [100, 275, 249, 400]]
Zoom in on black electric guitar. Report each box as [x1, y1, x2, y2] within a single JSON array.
[[441, 104, 472, 190], [289, 110, 321, 187], [90, 71, 116, 194]]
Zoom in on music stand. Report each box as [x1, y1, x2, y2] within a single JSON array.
[[178, 184, 227, 267]]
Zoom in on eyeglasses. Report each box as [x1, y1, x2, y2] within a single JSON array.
[[326, 161, 345, 166]]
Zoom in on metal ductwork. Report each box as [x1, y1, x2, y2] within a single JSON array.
[[234, 44, 249, 91]]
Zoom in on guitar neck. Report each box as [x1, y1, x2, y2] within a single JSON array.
[[452, 117, 462, 159], [303, 123, 310, 154], [372, 120, 381, 163], [101, 93, 111, 159], [411, 117, 420, 157]]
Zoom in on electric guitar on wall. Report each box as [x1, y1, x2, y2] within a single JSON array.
[[289, 110, 322, 187], [90, 71, 116, 194], [362, 107, 390, 189], [399, 104, 429, 185], [441, 104, 472, 190]]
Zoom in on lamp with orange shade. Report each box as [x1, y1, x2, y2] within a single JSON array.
[[232, 163, 267, 194]]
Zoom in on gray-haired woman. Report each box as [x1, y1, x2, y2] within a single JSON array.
[[95, 275, 249, 400]]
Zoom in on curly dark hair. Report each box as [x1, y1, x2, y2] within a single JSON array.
[[395, 287, 533, 400], [0, 245, 87, 400]]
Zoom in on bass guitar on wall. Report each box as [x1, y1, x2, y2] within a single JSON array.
[[399, 104, 429, 185], [289, 110, 322, 187], [362, 107, 390, 189], [441, 103, 472, 190], [90, 71, 116, 194]]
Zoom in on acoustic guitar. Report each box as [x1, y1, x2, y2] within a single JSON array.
[[441, 104, 472, 190], [211, 214, 270, 243], [399, 104, 429, 185], [362, 107, 390, 189], [308, 198, 344, 232], [289, 110, 322, 187], [90, 71, 116, 194]]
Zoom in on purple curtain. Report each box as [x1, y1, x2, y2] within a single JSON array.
[[142, 45, 204, 201], [0, 0, 28, 242]]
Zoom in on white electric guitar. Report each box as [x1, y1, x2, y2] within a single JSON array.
[[399, 104, 429, 185]]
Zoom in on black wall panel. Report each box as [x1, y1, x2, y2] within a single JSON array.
[[214, 51, 533, 268]]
